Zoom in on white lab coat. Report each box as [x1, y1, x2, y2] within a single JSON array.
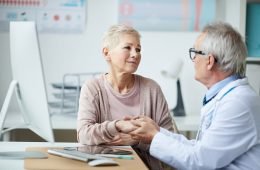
[[150, 78, 260, 170]]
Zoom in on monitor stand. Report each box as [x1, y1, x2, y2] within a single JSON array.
[[0, 80, 28, 140]]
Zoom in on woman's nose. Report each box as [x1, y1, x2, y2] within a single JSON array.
[[130, 49, 139, 58]]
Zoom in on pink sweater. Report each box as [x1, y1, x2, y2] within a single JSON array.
[[77, 74, 178, 170]]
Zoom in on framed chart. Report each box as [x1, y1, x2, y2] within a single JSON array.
[[118, 0, 216, 31], [0, 0, 86, 33]]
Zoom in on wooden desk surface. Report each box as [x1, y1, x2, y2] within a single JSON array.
[[24, 147, 148, 170], [0, 142, 148, 170]]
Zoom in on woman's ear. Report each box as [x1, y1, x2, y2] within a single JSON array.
[[102, 47, 110, 61]]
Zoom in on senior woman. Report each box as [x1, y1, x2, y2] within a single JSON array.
[[77, 24, 178, 170]]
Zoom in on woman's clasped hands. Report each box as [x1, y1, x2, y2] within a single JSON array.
[[114, 115, 160, 144]]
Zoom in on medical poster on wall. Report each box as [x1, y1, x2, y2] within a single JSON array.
[[118, 0, 215, 32], [0, 0, 86, 33]]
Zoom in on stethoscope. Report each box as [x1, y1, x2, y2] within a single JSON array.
[[195, 86, 237, 141]]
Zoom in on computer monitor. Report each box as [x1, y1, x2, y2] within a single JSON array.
[[8, 21, 54, 142]]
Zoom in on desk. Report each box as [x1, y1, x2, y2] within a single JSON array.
[[5, 111, 200, 131], [4, 111, 200, 140], [173, 115, 200, 132], [0, 142, 148, 170], [0, 142, 80, 170], [246, 57, 260, 65], [2, 112, 78, 141], [173, 115, 200, 139], [5, 111, 77, 130]]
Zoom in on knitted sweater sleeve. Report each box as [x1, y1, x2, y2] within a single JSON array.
[[76, 79, 119, 145]]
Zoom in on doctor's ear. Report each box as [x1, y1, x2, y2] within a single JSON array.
[[207, 54, 216, 70]]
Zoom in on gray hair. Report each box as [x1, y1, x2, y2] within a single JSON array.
[[200, 22, 247, 77], [102, 24, 141, 49]]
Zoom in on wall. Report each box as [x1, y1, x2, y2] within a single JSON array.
[[0, 0, 118, 112], [0, 0, 251, 116]]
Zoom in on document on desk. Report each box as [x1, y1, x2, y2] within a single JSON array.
[[95, 154, 134, 160], [48, 145, 134, 162], [64, 145, 133, 155]]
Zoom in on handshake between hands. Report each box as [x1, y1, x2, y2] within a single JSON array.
[[113, 115, 160, 144]]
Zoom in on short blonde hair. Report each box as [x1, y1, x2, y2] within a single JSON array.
[[102, 24, 141, 49]]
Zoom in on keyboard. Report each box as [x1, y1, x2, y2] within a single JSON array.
[[47, 148, 106, 162]]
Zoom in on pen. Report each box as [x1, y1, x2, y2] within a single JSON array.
[[96, 154, 134, 160]]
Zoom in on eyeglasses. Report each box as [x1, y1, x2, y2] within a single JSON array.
[[189, 48, 206, 61]]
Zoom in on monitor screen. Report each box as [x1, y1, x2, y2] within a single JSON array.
[[9, 21, 54, 142]]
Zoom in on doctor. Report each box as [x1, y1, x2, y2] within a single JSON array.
[[127, 22, 260, 170]]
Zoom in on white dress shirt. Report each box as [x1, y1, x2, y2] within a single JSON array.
[[150, 78, 260, 170]]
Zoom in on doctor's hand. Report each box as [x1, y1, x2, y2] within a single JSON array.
[[130, 116, 160, 144]]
